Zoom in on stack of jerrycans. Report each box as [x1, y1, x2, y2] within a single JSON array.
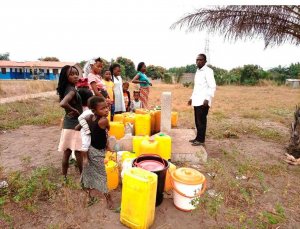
[[120, 167, 157, 229]]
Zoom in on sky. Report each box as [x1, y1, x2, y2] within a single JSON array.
[[1, 0, 300, 70]]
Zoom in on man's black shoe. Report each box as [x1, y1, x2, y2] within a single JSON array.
[[191, 141, 205, 146], [189, 139, 197, 143]]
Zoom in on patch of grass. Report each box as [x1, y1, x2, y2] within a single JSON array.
[[0, 80, 56, 98], [211, 111, 228, 121], [248, 126, 283, 142], [258, 203, 286, 226], [0, 97, 63, 130], [208, 118, 285, 142], [241, 111, 262, 120], [195, 194, 224, 218], [6, 167, 60, 211], [195, 149, 292, 227], [0, 208, 13, 228], [269, 108, 291, 117]]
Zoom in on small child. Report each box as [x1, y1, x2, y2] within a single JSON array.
[[103, 69, 115, 120], [130, 90, 142, 112], [80, 96, 114, 209], [122, 81, 131, 112], [77, 88, 93, 166]]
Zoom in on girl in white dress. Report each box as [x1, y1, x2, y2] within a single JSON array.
[[110, 63, 125, 114]]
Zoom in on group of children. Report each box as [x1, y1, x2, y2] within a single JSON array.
[[122, 82, 142, 113], [56, 60, 146, 209]]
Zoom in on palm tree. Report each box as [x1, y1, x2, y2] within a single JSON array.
[[171, 5, 300, 47]]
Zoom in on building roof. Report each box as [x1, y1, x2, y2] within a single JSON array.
[[0, 61, 78, 68]]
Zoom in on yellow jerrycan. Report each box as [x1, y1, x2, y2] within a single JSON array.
[[135, 114, 151, 136], [109, 121, 125, 140], [121, 151, 137, 164], [140, 139, 159, 156], [105, 160, 119, 191], [113, 114, 124, 123], [133, 136, 149, 156], [120, 167, 157, 229], [164, 161, 176, 192], [149, 110, 156, 135], [135, 108, 149, 114], [154, 110, 161, 133], [124, 113, 135, 125], [171, 112, 178, 127], [155, 133, 172, 160]]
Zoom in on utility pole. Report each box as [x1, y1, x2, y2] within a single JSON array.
[[204, 35, 210, 65]]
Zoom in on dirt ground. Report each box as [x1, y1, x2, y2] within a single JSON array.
[[0, 125, 210, 228], [1, 124, 300, 228]]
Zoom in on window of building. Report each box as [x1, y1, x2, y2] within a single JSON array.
[[47, 69, 50, 75], [1, 68, 6, 74], [15, 68, 18, 72], [20, 68, 23, 74], [53, 69, 58, 75], [30, 69, 33, 74]]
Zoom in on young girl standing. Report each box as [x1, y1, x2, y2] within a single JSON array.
[[81, 96, 114, 209], [57, 65, 83, 179], [103, 69, 115, 120], [110, 63, 125, 114]]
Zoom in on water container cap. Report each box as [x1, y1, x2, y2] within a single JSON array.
[[171, 167, 205, 185], [135, 160, 165, 172]]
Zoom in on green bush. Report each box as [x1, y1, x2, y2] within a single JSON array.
[[162, 73, 173, 84], [147, 65, 166, 80], [116, 57, 136, 79], [240, 65, 263, 85]]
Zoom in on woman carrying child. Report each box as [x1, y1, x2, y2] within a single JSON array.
[[80, 96, 114, 209], [57, 65, 83, 180], [131, 62, 152, 109]]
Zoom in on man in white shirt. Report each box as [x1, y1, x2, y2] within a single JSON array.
[[188, 54, 216, 146]]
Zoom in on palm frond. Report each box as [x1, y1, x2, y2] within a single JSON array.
[[170, 5, 300, 47]]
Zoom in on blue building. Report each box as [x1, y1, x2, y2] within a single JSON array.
[[0, 61, 82, 80]]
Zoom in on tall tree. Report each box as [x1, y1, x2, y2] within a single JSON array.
[[171, 6, 300, 47], [0, 52, 10, 60], [116, 57, 136, 79]]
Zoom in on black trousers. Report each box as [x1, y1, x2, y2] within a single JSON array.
[[194, 105, 210, 143]]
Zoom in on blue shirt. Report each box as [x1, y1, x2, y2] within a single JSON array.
[[138, 72, 151, 87]]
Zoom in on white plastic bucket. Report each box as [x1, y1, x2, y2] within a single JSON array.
[[172, 180, 206, 211]]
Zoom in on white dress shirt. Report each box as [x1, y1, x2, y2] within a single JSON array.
[[191, 65, 216, 107]]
